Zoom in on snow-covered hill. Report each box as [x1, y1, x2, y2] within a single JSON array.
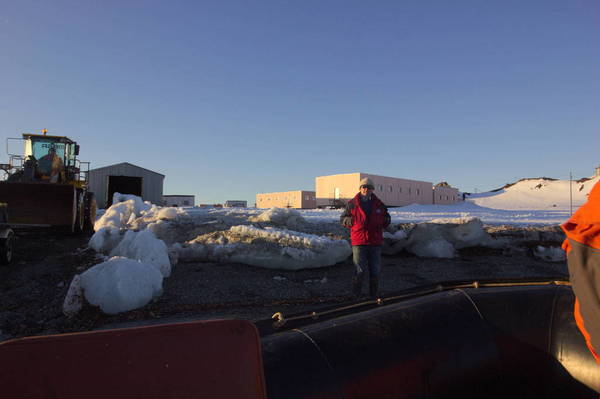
[[467, 176, 599, 211]]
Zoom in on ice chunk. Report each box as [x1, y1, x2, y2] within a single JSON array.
[[404, 217, 499, 258], [79, 257, 163, 314], [62, 274, 84, 317], [88, 226, 123, 254], [175, 225, 351, 270], [94, 194, 154, 232], [410, 238, 456, 258], [249, 207, 306, 229], [109, 230, 171, 277], [112, 192, 153, 213]]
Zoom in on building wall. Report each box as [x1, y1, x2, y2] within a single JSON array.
[[432, 186, 459, 204], [163, 195, 195, 207], [316, 173, 434, 207], [315, 173, 360, 208], [89, 162, 164, 209], [256, 190, 316, 209]]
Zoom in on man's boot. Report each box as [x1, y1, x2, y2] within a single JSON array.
[[352, 274, 363, 298], [369, 277, 379, 299]]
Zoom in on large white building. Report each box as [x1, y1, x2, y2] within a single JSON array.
[[315, 173, 458, 208]]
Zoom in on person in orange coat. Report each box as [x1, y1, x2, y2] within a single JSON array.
[[562, 180, 600, 364]]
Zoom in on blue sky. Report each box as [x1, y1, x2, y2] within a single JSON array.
[[1, 0, 598, 205]]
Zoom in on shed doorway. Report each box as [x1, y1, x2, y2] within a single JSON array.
[[107, 176, 142, 207]]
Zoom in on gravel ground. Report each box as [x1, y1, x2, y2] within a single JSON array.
[[0, 227, 569, 341]]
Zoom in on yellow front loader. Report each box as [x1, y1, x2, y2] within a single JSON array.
[[0, 130, 96, 233]]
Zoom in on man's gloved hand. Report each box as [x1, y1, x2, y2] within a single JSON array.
[[342, 217, 353, 227]]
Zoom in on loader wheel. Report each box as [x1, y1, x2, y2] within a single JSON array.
[[84, 192, 97, 232], [0, 230, 14, 265], [73, 193, 85, 234], [74, 193, 85, 234]]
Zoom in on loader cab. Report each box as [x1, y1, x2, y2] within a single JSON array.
[[21, 134, 83, 184]]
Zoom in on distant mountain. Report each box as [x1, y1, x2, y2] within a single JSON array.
[[466, 176, 599, 210]]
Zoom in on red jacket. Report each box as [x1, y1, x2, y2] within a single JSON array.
[[342, 193, 390, 246], [562, 181, 600, 364]]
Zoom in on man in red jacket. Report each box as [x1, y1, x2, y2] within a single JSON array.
[[341, 177, 391, 298], [562, 180, 600, 364]]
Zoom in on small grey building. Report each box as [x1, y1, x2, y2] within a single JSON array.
[[88, 162, 165, 209], [163, 195, 195, 207]]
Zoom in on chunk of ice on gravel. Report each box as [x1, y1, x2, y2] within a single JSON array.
[[79, 257, 163, 315]]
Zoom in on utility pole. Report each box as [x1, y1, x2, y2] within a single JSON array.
[[569, 171, 573, 216]]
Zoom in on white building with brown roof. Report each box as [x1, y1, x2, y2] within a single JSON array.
[[256, 190, 316, 209]]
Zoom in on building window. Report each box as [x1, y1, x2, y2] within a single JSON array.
[[398, 187, 402, 193], [416, 189, 420, 195], [378, 185, 383, 191], [183, 200, 189, 206], [408, 188, 411, 195], [388, 185, 393, 192]]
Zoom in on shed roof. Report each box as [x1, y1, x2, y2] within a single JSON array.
[[90, 162, 165, 177]]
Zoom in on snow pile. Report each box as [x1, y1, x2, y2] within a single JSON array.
[[88, 226, 123, 254], [94, 193, 154, 231], [175, 225, 351, 270], [384, 217, 500, 258], [75, 194, 172, 315], [533, 246, 566, 262], [248, 207, 306, 229], [109, 230, 172, 277]]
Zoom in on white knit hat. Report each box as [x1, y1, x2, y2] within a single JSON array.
[[359, 177, 374, 189]]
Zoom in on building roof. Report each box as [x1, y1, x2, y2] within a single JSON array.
[[90, 162, 165, 177], [163, 195, 195, 197]]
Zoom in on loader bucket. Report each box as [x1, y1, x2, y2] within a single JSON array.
[[0, 182, 76, 228]]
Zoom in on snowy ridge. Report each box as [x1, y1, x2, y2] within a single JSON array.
[[467, 176, 599, 210]]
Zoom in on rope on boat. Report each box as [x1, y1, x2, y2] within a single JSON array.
[[271, 279, 571, 329]]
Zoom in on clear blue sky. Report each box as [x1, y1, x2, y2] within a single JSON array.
[[2, 0, 598, 205]]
